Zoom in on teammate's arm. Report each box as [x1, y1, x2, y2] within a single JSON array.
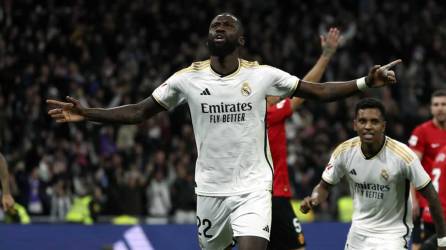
[[291, 27, 341, 110], [0, 153, 15, 213], [293, 59, 402, 102], [299, 179, 333, 214], [47, 95, 164, 124], [418, 183, 446, 246]]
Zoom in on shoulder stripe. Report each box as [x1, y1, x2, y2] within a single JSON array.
[[174, 60, 210, 75], [331, 137, 361, 159], [386, 139, 414, 164], [387, 138, 413, 156], [387, 144, 412, 164], [240, 59, 259, 68]]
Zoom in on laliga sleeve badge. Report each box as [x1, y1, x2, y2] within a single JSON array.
[[241, 81, 251, 96]]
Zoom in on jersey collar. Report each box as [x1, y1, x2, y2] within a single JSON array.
[[360, 136, 388, 160], [209, 59, 241, 78]]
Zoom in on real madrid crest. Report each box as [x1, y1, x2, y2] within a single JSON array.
[[381, 169, 389, 181], [241, 81, 251, 96]]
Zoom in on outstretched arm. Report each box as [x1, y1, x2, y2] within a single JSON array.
[[293, 59, 402, 102], [300, 179, 333, 214], [47, 95, 165, 124], [419, 183, 446, 241], [0, 153, 15, 213], [291, 27, 342, 109]]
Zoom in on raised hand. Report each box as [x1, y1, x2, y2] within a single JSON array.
[[47, 96, 86, 123], [321, 27, 342, 57], [366, 59, 402, 88]]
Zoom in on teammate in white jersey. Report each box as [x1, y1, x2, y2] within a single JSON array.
[[300, 98, 446, 250], [47, 13, 401, 250]]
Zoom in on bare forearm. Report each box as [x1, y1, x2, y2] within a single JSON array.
[[83, 96, 164, 124], [428, 199, 446, 237], [294, 79, 362, 102], [311, 180, 331, 203], [421, 184, 446, 237], [84, 104, 145, 124], [0, 154, 10, 194]]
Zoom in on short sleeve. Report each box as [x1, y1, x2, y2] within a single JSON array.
[[408, 126, 425, 154], [152, 74, 187, 110], [263, 66, 300, 98], [407, 157, 431, 190], [322, 152, 346, 185]]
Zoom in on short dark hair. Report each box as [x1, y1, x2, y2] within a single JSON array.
[[431, 89, 446, 98], [214, 13, 244, 34], [354, 98, 386, 120]]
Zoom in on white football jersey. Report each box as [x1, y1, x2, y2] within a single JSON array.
[[152, 59, 299, 196], [322, 136, 430, 238]]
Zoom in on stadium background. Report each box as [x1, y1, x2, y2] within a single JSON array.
[[0, 0, 445, 249]]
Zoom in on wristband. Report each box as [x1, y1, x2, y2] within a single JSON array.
[[438, 236, 446, 247], [356, 77, 368, 91]]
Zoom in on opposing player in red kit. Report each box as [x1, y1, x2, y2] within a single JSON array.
[[266, 28, 341, 250], [408, 90, 446, 249], [420, 144, 446, 249]]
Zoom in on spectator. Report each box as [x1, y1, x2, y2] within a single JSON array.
[[50, 180, 71, 222], [171, 162, 196, 224], [146, 169, 171, 218]]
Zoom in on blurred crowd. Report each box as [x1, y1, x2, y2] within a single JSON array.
[[0, 0, 445, 222]]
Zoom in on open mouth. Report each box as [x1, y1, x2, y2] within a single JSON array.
[[363, 133, 374, 140], [214, 34, 226, 42]]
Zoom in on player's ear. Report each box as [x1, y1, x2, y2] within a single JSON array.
[[353, 119, 358, 132]]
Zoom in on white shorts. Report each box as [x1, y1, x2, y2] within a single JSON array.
[[196, 190, 272, 250], [345, 229, 411, 250]]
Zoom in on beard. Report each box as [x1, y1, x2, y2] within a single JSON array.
[[207, 37, 238, 57]]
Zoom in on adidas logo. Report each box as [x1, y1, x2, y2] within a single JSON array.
[[113, 226, 154, 250], [200, 88, 211, 95], [349, 169, 357, 175], [262, 225, 270, 233]]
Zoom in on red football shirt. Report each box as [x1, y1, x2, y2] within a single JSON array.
[[421, 145, 446, 223], [267, 99, 293, 197], [409, 120, 446, 208]]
